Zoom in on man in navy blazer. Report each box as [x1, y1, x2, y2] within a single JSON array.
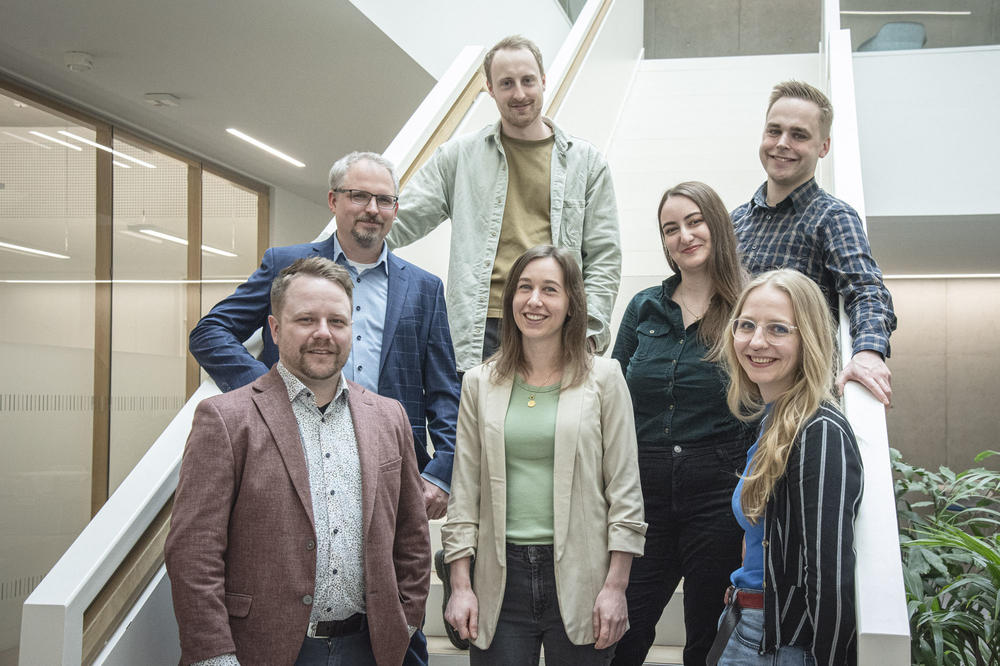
[[189, 152, 459, 665]]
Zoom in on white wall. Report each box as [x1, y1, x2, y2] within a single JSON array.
[[269, 185, 330, 248], [854, 46, 1000, 217], [349, 0, 571, 79]]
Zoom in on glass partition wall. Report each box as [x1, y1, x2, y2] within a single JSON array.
[[0, 83, 268, 664]]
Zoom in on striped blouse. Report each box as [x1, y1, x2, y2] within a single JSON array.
[[760, 403, 864, 665]]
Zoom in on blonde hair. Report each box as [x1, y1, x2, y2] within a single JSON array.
[[716, 269, 837, 522], [768, 80, 834, 139]]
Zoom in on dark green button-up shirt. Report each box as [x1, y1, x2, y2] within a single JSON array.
[[612, 275, 749, 446]]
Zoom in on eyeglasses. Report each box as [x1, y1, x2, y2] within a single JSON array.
[[333, 188, 398, 210], [731, 318, 799, 344]]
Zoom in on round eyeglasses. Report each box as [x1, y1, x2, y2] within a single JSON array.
[[333, 188, 398, 210], [731, 318, 799, 344]]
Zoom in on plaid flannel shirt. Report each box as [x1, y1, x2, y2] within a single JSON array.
[[732, 179, 896, 357]]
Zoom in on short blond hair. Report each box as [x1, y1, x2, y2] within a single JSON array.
[[483, 35, 544, 85], [767, 80, 833, 138]]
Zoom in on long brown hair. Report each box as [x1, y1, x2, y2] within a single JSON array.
[[490, 245, 591, 389], [658, 181, 745, 346], [717, 269, 837, 522]]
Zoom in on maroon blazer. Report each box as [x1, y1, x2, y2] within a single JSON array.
[[165, 368, 430, 665]]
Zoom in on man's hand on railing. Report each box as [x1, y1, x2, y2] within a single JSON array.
[[836, 349, 892, 407]]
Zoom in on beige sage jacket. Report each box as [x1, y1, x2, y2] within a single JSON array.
[[441, 356, 646, 649]]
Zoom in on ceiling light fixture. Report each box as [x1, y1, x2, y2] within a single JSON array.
[[841, 10, 971, 15], [0, 240, 70, 259], [57, 130, 157, 168], [226, 128, 305, 167], [2, 131, 52, 148], [29, 131, 82, 150], [64, 51, 94, 72], [112, 160, 131, 168], [132, 226, 238, 257]]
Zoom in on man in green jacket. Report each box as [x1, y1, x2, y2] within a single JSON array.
[[389, 35, 621, 372]]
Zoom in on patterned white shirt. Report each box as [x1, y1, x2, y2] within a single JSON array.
[[276, 362, 366, 621]]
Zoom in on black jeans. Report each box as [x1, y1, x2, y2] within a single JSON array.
[[471, 544, 615, 666], [612, 435, 750, 666]]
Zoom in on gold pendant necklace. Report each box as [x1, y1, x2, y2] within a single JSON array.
[[527, 394, 536, 408]]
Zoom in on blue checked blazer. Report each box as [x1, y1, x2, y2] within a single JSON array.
[[189, 235, 460, 485]]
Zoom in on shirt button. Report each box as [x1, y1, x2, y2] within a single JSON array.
[[302, 595, 313, 605], [333, 528, 339, 535], [663, 427, 670, 434], [671, 360, 676, 365], [325, 452, 331, 458], [330, 490, 335, 496], [669, 404, 674, 410], [490, 231, 497, 238], [483, 259, 490, 267], [761, 540, 769, 547], [673, 445, 682, 453], [355, 305, 361, 311], [356, 335, 361, 341], [306, 539, 315, 550], [649, 329, 655, 334], [679, 338, 685, 344], [332, 569, 338, 575]]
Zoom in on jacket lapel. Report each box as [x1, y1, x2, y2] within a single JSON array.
[[346, 382, 379, 538], [552, 378, 583, 560], [380, 254, 408, 372], [251, 369, 315, 529], [483, 374, 513, 562]]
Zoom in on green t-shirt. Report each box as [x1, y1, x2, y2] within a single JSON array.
[[503, 375, 560, 544]]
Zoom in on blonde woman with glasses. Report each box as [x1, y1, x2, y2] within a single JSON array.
[[709, 269, 863, 666]]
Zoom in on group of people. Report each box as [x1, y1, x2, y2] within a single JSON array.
[[165, 34, 892, 666]]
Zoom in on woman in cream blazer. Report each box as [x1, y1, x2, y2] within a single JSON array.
[[442, 245, 646, 665]]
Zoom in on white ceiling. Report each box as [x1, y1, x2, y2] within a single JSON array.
[[0, 0, 436, 204]]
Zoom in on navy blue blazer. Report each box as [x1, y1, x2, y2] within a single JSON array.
[[189, 235, 460, 485]]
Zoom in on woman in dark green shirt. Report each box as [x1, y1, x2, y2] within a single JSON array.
[[611, 182, 753, 666]]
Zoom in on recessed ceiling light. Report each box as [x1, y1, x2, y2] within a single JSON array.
[[57, 130, 156, 168], [132, 226, 237, 257], [226, 128, 305, 167], [29, 131, 82, 150], [2, 131, 51, 148], [64, 51, 94, 72], [0, 240, 70, 259], [841, 10, 971, 15]]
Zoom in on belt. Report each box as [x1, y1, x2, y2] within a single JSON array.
[[725, 585, 764, 610], [307, 613, 367, 638]]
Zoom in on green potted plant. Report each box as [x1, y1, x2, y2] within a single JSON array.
[[893, 449, 1000, 665]]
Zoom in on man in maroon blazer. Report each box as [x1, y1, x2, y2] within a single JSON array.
[[165, 257, 430, 665]]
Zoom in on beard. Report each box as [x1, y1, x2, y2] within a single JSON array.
[[351, 214, 383, 249], [295, 342, 347, 382]]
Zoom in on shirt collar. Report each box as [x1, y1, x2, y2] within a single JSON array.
[[753, 178, 819, 213], [332, 231, 389, 275], [276, 361, 349, 406], [661, 273, 682, 299]]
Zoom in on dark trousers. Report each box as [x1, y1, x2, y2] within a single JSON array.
[[612, 436, 750, 666], [295, 625, 376, 665], [483, 317, 501, 361], [403, 629, 429, 665], [471, 544, 615, 666]]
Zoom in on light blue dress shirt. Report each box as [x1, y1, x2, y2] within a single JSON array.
[[331, 233, 388, 394]]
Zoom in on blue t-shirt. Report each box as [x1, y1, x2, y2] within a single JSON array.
[[730, 415, 768, 590]]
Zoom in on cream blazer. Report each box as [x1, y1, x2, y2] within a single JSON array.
[[441, 356, 647, 648]]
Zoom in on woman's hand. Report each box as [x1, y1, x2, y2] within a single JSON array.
[[592, 551, 633, 649], [443, 557, 479, 641], [592, 583, 628, 649]]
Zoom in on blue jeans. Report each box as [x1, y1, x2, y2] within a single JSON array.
[[294, 626, 376, 665], [613, 436, 750, 666], [718, 607, 815, 665], [470, 544, 615, 666]]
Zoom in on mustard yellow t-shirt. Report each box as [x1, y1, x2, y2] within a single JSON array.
[[487, 134, 554, 317]]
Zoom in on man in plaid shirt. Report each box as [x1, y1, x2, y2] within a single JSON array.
[[732, 81, 897, 406]]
